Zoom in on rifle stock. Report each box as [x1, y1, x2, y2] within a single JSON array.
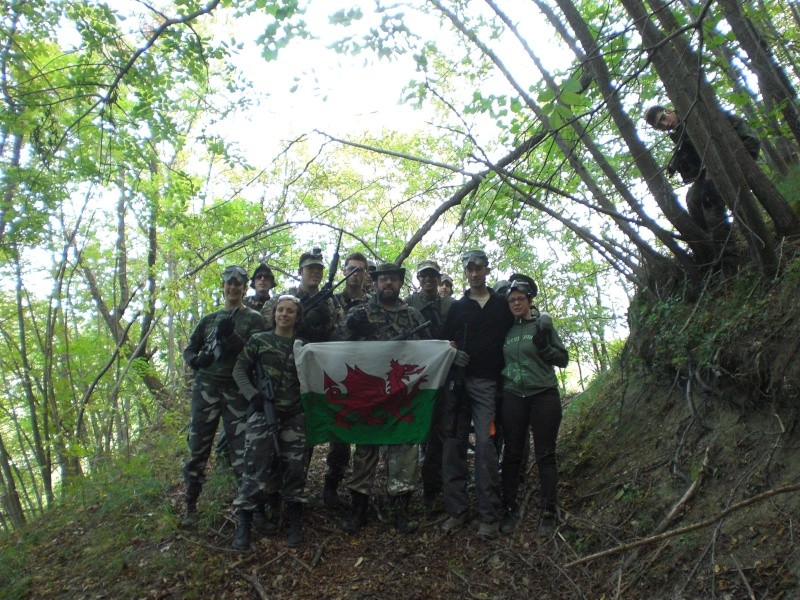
[[254, 361, 281, 456]]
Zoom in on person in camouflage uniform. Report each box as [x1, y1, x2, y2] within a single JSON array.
[[244, 263, 275, 312], [231, 295, 306, 550], [261, 249, 342, 343], [181, 265, 266, 527], [214, 263, 276, 469], [334, 262, 430, 534], [438, 273, 454, 298], [405, 259, 453, 511], [321, 251, 371, 510]]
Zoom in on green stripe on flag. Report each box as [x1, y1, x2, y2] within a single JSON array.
[[302, 389, 438, 445]]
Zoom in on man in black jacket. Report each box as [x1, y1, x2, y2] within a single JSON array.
[[644, 105, 761, 256], [438, 249, 513, 539]]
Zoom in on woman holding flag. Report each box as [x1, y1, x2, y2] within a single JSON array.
[[231, 295, 306, 551]]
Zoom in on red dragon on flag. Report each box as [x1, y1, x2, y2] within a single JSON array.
[[323, 359, 428, 428]]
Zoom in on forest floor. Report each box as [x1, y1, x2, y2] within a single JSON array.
[[3, 253, 800, 599]]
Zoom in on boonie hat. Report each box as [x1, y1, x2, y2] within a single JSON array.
[[223, 265, 248, 284], [461, 249, 489, 269], [416, 259, 441, 277], [371, 262, 406, 281], [250, 263, 275, 287]]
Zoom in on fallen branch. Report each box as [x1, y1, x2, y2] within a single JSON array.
[[311, 535, 333, 568], [242, 573, 269, 600], [566, 481, 800, 568]]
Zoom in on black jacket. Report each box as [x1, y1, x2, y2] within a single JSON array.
[[439, 288, 513, 380]]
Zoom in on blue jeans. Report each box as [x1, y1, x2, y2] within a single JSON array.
[[442, 376, 501, 524]]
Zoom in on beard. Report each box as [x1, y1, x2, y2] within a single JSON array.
[[378, 287, 399, 304]]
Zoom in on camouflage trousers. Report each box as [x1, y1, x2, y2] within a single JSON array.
[[183, 379, 249, 490], [234, 411, 307, 510], [346, 444, 419, 496]]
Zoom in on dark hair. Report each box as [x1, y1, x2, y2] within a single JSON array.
[[272, 295, 303, 325], [344, 251, 368, 267]]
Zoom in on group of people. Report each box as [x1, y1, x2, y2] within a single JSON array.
[[181, 247, 569, 550]]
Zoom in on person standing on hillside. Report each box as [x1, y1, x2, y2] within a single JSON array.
[[181, 265, 266, 528], [321, 251, 371, 510], [405, 258, 453, 510], [244, 263, 275, 312], [231, 295, 306, 550], [438, 249, 513, 540], [334, 262, 430, 534], [499, 277, 569, 536], [644, 105, 761, 258], [262, 249, 342, 343], [438, 273, 454, 298]]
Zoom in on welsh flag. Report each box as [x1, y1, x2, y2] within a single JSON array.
[[295, 340, 456, 445]]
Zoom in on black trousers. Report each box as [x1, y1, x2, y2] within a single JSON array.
[[500, 388, 562, 513]]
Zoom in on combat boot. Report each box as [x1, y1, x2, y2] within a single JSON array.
[[180, 482, 202, 528], [322, 474, 346, 510], [341, 491, 369, 533], [285, 502, 304, 547], [232, 510, 253, 551], [261, 492, 281, 536], [389, 492, 416, 534]]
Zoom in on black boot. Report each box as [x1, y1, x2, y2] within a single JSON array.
[[341, 491, 369, 533], [233, 510, 253, 551], [389, 492, 416, 534], [261, 492, 281, 536], [323, 474, 346, 510], [180, 482, 202, 528], [285, 502, 304, 547]]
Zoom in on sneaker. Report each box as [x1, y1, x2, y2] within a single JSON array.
[[477, 521, 498, 540], [499, 512, 520, 535], [441, 512, 469, 532], [538, 510, 558, 536]]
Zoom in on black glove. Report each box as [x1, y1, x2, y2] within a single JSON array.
[[190, 352, 214, 369], [347, 308, 373, 336], [216, 317, 235, 340], [249, 392, 269, 412], [533, 313, 552, 350]]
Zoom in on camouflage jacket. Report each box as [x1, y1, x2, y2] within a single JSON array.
[[405, 292, 453, 339], [243, 293, 270, 312], [261, 285, 343, 343], [333, 295, 430, 341], [183, 306, 266, 385], [334, 288, 368, 314], [232, 331, 301, 417]]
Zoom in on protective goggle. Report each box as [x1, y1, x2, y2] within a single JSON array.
[[461, 251, 488, 268], [277, 294, 301, 305], [223, 265, 248, 282], [506, 281, 535, 298]]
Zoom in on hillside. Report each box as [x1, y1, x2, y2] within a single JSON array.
[[2, 250, 800, 599]]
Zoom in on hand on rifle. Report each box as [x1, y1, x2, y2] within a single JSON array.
[[216, 316, 235, 340], [189, 352, 214, 369], [347, 307, 373, 336], [249, 391, 269, 412]]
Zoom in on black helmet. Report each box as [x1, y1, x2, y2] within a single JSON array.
[[508, 273, 538, 298]]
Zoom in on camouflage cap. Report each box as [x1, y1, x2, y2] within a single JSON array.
[[416, 259, 441, 277], [440, 273, 453, 285], [299, 250, 325, 270]]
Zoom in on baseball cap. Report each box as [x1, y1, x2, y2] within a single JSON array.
[[223, 265, 248, 284], [299, 250, 325, 270], [416, 259, 441, 277]]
